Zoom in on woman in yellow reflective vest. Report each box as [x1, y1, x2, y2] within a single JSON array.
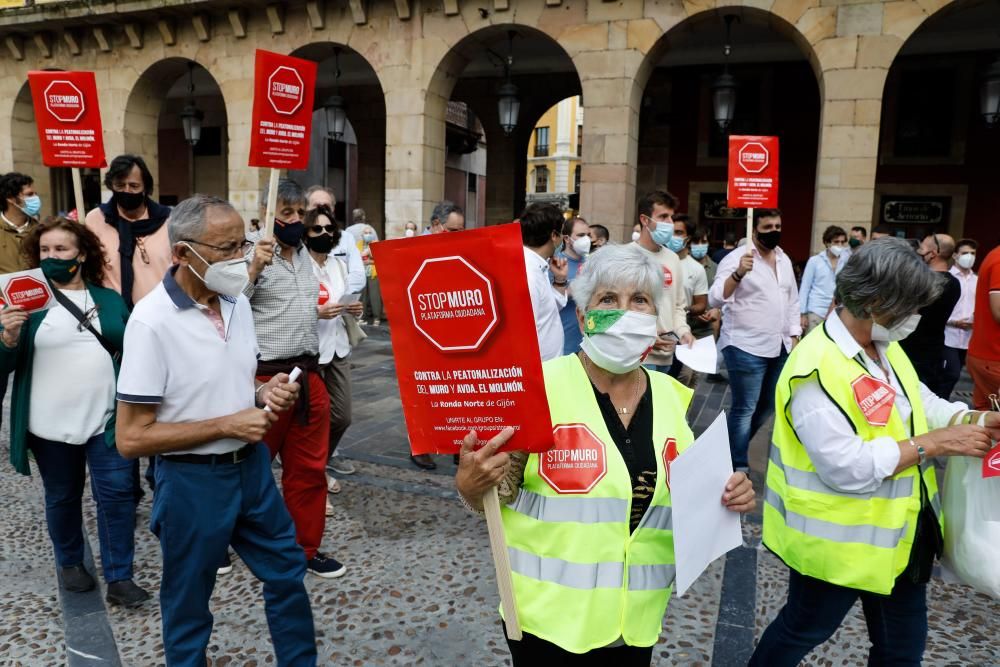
[[455, 243, 756, 665], [750, 238, 1000, 666]]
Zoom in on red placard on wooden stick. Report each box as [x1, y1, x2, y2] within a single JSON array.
[[727, 135, 780, 250]]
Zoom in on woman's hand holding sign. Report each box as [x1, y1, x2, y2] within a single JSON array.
[[456, 427, 516, 511], [0, 305, 28, 347]]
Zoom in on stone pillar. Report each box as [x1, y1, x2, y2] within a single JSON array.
[[812, 33, 902, 252], [351, 86, 386, 235]]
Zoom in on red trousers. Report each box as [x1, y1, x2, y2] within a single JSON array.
[[966, 354, 1000, 410], [258, 371, 329, 560]]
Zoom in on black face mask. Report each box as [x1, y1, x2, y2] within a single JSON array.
[[756, 230, 782, 250], [305, 233, 336, 254], [113, 190, 146, 212], [273, 219, 305, 247]]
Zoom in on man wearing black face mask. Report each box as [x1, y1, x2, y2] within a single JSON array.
[[85, 154, 173, 311], [244, 179, 347, 580], [708, 208, 802, 471]]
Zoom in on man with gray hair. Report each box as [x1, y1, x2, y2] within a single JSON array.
[[429, 201, 465, 234], [115, 195, 316, 665], [246, 179, 346, 579]]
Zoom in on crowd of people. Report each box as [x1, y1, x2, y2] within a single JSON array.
[[1, 158, 998, 665]]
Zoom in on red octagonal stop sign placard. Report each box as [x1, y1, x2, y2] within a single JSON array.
[[538, 424, 608, 494], [3, 274, 53, 313], [268, 66, 305, 116], [407, 256, 498, 352], [43, 80, 85, 122], [727, 135, 779, 209], [851, 375, 897, 427]]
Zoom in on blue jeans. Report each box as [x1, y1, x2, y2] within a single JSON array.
[[750, 569, 927, 666], [721, 345, 787, 469], [151, 443, 316, 666], [28, 432, 136, 582]]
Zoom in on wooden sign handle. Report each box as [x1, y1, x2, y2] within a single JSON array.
[[71, 168, 85, 223], [482, 485, 522, 640], [263, 168, 280, 238], [745, 206, 754, 255]]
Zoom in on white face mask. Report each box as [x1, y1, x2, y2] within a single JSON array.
[[580, 309, 658, 374], [404, 228, 416, 238], [956, 252, 976, 270], [871, 313, 921, 342], [631, 231, 641, 242], [828, 245, 846, 257], [571, 235, 592, 256], [183, 244, 250, 297]]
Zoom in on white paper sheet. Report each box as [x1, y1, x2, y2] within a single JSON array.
[[674, 335, 718, 374], [337, 292, 361, 305], [670, 411, 743, 596]]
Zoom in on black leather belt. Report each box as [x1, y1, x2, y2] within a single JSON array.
[[161, 443, 256, 465]]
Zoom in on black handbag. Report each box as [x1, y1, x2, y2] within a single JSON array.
[[50, 286, 122, 364]]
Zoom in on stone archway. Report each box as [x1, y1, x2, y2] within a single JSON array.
[[123, 58, 229, 205]]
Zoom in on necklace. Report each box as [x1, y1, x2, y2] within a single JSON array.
[[581, 354, 644, 415]]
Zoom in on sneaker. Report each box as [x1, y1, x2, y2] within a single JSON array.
[[217, 552, 233, 576], [409, 454, 437, 471], [327, 457, 356, 476], [307, 552, 346, 579], [373, 319, 381, 327], [60, 564, 96, 593], [106, 579, 150, 608], [326, 474, 342, 495]]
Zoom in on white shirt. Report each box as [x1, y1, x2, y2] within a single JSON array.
[[311, 254, 350, 363], [332, 230, 366, 295], [29, 289, 116, 444], [789, 310, 966, 493], [679, 254, 709, 308], [633, 242, 690, 366], [524, 247, 567, 361], [117, 268, 260, 455], [944, 265, 977, 350], [710, 245, 802, 357]]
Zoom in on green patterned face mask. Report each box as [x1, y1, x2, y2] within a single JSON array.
[[581, 309, 658, 374]]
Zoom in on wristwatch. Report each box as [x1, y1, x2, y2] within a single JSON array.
[[908, 438, 926, 465]]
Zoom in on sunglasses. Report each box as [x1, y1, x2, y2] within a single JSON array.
[[308, 224, 338, 234]]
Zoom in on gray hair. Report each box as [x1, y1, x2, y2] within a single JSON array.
[[571, 243, 664, 315], [260, 179, 305, 209], [431, 200, 462, 224], [835, 237, 944, 325], [168, 194, 237, 245]]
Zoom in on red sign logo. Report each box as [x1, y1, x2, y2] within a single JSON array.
[[662, 437, 678, 489], [983, 444, 1000, 479], [851, 375, 896, 427], [267, 66, 305, 116], [539, 424, 608, 494], [407, 256, 498, 352], [737, 142, 769, 173], [5, 276, 51, 311], [662, 266, 673, 287], [318, 283, 330, 305], [43, 80, 85, 123]]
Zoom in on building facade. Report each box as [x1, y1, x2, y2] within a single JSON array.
[[1, 0, 997, 261], [526, 95, 582, 211]]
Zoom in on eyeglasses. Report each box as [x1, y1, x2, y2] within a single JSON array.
[[77, 306, 99, 332], [183, 239, 254, 256], [307, 224, 338, 235]]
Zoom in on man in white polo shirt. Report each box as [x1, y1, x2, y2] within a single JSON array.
[[519, 203, 569, 362], [115, 195, 316, 666]]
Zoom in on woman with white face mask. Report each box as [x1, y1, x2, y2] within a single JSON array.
[[453, 243, 755, 665], [799, 225, 850, 335], [752, 237, 1000, 666]]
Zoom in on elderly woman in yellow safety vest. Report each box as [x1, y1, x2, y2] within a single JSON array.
[[455, 243, 756, 666], [750, 237, 1000, 666]]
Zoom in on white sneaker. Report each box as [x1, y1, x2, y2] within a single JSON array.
[[217, 552, 233, 575]]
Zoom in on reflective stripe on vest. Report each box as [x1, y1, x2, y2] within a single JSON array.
[[765, 487, 907, 549], [508, 489, 627, 524], [637, 505, 673, 532], [508, 546, 623, 590], [628, 564, 676, 591], [769, 446, 914, 501]]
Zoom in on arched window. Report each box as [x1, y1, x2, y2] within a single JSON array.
[[535, 166, 549, 193]]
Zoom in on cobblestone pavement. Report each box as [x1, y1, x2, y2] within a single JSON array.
[[0, 330, 998, 666]]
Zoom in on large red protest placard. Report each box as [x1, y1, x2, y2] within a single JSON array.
[[27, 71, 106, 168], [371, 224, 554, 455], [727, 135, 779, 209], [248, 50, 317, 170]]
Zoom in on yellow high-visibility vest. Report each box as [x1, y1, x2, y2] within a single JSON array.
[[500, 354, 694, 653], [763, 323, 942, 595]]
